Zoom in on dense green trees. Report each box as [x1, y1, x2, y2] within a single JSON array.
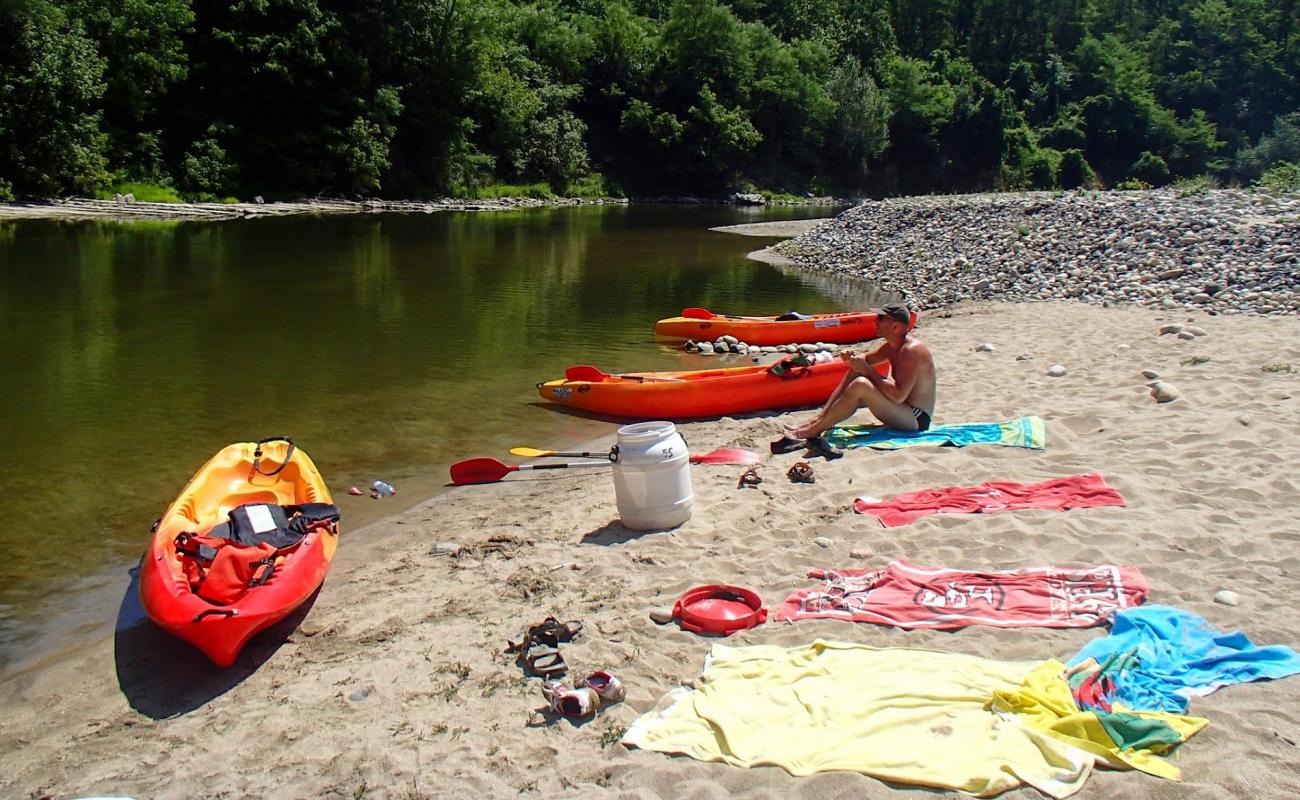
[[0, 0, 1296, 199]]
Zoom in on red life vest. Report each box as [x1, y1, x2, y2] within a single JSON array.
[[174, 532, 281, 605]]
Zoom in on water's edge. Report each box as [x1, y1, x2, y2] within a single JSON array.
[[0, 217, 835, 679]]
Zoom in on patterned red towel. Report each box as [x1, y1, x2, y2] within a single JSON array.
[[853, 473, 1125, 527], [775, 560, 1148, 629]]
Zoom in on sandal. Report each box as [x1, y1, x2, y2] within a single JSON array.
[[787, 461, 816, 484], [506, 616, 583, 653], [770, 434, 806, 455], [805, 435, 843, 460], [542, 682, 601, 718], [524, 640, 567, 677], [578, 670, 626, 703], [506, 617, 583, 678], [737, 466, 763, 489]]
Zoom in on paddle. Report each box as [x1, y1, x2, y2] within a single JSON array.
[[510, 446, 761, 465], [450, 457, 612, 485], [565, 364, 685, 382], [681, 307, 770, 321]]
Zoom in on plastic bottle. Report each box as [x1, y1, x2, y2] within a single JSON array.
[[371, 480, 397, 496]]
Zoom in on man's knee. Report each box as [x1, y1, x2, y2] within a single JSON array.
[[848, 377, 878, 398]]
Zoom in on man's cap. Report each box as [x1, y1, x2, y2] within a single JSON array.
[[879, 304, 911, 324]]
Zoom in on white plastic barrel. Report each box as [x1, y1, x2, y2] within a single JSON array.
[[611, 421, 693, 530]]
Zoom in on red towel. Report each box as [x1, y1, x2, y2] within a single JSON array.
[[852, 473, 1125, 527], [775, 560, 1148, 629]]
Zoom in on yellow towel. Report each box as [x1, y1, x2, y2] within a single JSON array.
[[990, 659, 1207, 780], [622, 640, 1094, 797]]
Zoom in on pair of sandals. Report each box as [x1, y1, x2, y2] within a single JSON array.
[[770, 434, 843, 460], [506, 617, 583, 678], [542, 670, 626, 718]]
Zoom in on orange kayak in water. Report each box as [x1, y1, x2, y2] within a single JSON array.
[[654, 307, 918, 346], [139, 438, 338, 667], [538, 360, 889, 419]]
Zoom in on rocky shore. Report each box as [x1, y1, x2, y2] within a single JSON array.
[[0, 195, 626, 222], [0, 192, 841, 223], [775, 188, 1300, 316]]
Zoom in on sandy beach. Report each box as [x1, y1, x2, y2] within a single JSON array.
[[3, 295, 1299, 799]]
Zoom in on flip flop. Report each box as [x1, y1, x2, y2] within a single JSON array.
[[805, 435, 843, 460], [770, 434, 806, 455]]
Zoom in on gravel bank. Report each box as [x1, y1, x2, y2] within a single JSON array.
[[775, 188, 1300, 316]]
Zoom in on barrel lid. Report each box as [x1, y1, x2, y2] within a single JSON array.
[[616, 420, 678, 442]]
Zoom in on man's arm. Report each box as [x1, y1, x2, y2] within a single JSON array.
[[863, 341, 891, 365], [863, 346, 919, 403]]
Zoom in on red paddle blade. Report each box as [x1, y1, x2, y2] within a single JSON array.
[[450, 457, 516, 485], [690, 448, 761, 465], [682, 307, 715, 319], [564, 364, 607, 382]]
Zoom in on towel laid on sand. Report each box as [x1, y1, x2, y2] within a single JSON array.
[[775, 560, 1148, 629], [825, 415, 1046, 450], [1067, 605, 1300, 712], [853, 473, 1126, 527], [991, 660, 1207, 781], [623, 641, 1199, 797]]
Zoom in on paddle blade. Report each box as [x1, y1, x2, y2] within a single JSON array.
[[564, 364, 607, 382], [450, 457, 515, 485], [682, 307, 715, 320], [690, 448, 761, 465], [509, 447, 554, 457]]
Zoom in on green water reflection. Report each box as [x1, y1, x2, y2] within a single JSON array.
[[0, 205, 885, 661]]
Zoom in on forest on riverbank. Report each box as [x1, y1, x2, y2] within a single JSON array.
[[1, 0, 1298, 201]]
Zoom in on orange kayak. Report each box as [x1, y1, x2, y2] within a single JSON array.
[[139, 438, 338, 667], [654, 308, 917, 346], [538, 360, 888, 419]]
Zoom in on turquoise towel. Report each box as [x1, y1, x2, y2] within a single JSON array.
[[825, 416, 1046, 451], [1068, 605, 1300, 713]]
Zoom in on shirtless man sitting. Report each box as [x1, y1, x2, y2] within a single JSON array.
[[775, 304, 936, 454]]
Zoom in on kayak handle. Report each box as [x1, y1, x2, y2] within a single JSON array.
[[252, 436, 296, 478], [193, 609, 238, 622]]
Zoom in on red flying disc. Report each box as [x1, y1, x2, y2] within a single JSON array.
[[672, 584, 767, 636]]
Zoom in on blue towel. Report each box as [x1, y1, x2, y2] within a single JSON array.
[[825, 416, 1046, 451], [1068, 605, 1300, 712]]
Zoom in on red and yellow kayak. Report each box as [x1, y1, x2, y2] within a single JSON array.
[[139, 439, 338, 667], [538, 360, 889, 419], [654, 308, 918, 346]]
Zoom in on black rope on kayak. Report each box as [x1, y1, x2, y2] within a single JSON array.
[[251, 436, 296, 479]]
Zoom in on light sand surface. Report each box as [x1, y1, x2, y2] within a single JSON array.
[[710, 219, 833, 237], [3, 302, 1299, 799]]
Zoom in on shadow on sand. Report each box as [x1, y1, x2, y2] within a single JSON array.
[[580, 519, 685, 545], [113, 562, 318, 719]]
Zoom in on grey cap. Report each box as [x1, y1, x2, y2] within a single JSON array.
[[879, 304, 911, 324]]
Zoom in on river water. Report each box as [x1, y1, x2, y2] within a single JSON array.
[[0, 204, 888, 668]]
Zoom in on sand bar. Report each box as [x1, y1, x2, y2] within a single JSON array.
[[2, 300, 1298, 798]]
